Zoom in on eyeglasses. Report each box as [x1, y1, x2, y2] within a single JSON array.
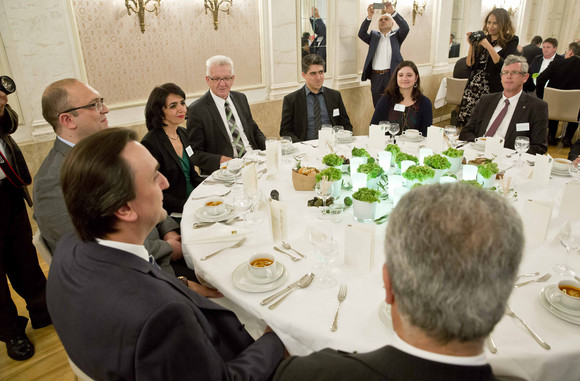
[[59, 98, 106, 115], [500, 71, 526, 76], [207, 76, 233, 83]]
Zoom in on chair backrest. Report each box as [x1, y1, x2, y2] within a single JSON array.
[[32, 230, 52, 266], [68, 356, 96, 381], [544, 88, 580, 122], [445, 77, 468, 106]]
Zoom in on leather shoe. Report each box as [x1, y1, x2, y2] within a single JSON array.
[[548, 137, 559, 146], [6, 334, 34, 361]]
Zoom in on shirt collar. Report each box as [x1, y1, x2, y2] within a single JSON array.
[[209, 90, 232, 108], [391, 333, 488, 366], [57, 135, 75, 147], [305, 86, 324, 96], [97, 239, 150, 263], [502, 88, 523, 103]]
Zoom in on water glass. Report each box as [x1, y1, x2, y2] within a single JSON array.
[[444, 125, 458, 147], [553, 221, 579, 276], [227, 158, 244, 191], [514, 136, 530, 168], [233, 194, 252, 224], [307, 224, 337, 288], [388, 123, 400, 144]]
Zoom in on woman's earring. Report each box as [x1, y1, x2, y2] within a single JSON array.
[[413, 82, 418, 88]]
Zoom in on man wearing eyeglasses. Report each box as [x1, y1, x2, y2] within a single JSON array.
[[187, 55, 266, 175], [459, 54, 548, 155]]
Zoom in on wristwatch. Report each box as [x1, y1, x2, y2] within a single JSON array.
[[177, 276, 189, 287]]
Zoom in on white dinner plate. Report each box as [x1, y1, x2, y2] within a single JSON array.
[[337, 136, 356, 144], [471, 142, 485, 151], [398, 135, 424, 143], [232, 262, 288, 292], [539, 285, 580, 325], [543, 285, 580, 315], [194, 204, 236, 222], [212, 171, 235, 181], [378, 301, 393, 330]]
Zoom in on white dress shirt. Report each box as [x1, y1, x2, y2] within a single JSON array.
[[97, 239, 150, 263], [485, 90, 523, 139], [209, 91, 251, 157], [372, 32, 393, 70], [539, 54, 556, 74]]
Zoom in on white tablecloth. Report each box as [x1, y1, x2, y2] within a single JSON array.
[[183, 136, 580, 381]]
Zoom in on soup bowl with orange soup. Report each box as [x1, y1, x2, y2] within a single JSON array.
[[204, 198, 225, 216], [557, 280, 580, 310], [248, 253, 276, 279]]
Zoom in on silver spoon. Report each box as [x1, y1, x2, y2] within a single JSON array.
[[268, 273, 315, 309], [200, 237, 246, 261], [281, 241, 306, 258], [273, 246, 301, 262], [192, 216, 240, 229]]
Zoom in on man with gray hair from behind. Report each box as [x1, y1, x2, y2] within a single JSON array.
[[274, 183, 524, 381]]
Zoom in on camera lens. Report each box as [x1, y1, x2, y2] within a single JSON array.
[[0, 76, 16, 95]]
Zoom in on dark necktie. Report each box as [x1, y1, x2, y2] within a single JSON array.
[[485, 99, 510, 137], [224, 101, 245, 157], [149, 255, 161, 270], [310, 92, 322, 131]]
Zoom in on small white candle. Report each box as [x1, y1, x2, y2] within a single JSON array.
[[350, 157, 365, 175], [400, 160, 415, 174], [463, 164, 478, 181], [388, 175, 403, 199], [352, 173, 367, 192], [378, 151, 392, 171], [419, 148, 433, 165]]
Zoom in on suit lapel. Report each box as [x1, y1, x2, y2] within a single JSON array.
[[157, 128, 182, 168], [504, 92, 528, 143], [478, 93, 502, 136], [298, 86, 308, 139], [205, 91, 231, 143]]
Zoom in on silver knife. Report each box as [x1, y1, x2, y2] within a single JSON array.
[[260, 273, 311, 306]]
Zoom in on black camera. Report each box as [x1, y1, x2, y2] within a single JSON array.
[[469, 31, 486, 44], [0, 76, 16, 95]]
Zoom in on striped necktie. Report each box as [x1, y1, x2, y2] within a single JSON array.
[[485, 99, 510, 137], [310, 92, 322, 131], [224, 101, 245, 157]]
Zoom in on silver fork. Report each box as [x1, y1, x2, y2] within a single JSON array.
[[331, 284, 347, 332], [200, 237, 246, 261], [513, 273, 551, 288], [505, 305, 551, 350], [516, 271, 540, 280], [191, 189, 232, 200], [273, 246, 301, 261]]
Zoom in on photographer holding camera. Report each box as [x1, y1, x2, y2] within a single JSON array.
[[456, 8, 519, 128], [0, 76, 51, 361]]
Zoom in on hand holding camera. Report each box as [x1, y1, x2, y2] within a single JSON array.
[[468, 30, 486, 44]]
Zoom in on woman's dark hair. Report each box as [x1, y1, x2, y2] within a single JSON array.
[[483, 8, 515, 48], [384, 61, 423, 104], [145, 83, 186, 131]]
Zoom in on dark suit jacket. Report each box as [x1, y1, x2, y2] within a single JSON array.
[[358, 13, 410, 82], [187, 90, 266, 175], [47, 235, 284, 381], [274, 345, 496, 381], [141, 127, 201, 214], [524, 54, 564, 92], [280, 86, 353, 142], [536, 56, 580, 99], [309, 17, 326, 64], [449, 42, 460, 58], [459, 91, 548, 155], [522, 44, 542, 65], [569, 140, 580, 161], [33, 138, 178, 274]]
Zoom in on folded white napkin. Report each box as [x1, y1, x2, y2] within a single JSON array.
[[185, 223, 250, 244]]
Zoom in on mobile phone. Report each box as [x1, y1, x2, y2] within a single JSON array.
[[373, 3, 385, 9]]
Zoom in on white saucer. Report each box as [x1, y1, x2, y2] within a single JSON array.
[[399, 135, 424, 143], [539, 285, 580, 325], [232, 262, 288, 292], [337, 136, 356, 144], [551, 168, 571, 177], [378, 301, 393, 330], [543, 285, 580, 314], [194, 204, 235, 222], [282, 146, 297, 155], [472, 143, 485, 151], [213, 171, 235, 181]]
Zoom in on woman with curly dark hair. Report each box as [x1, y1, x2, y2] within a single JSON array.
[[370, 60, 432, 136], [456, 8, 519, 127], [141, 83, 201, 215]]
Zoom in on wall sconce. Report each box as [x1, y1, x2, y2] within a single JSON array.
[[125, 0, 161, 33], [412, 0, 426, 26], [492, 4, 518, 17], [204, 0, 234, 31]]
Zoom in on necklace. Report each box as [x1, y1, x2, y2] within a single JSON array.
[[166, 134, 178, 141]]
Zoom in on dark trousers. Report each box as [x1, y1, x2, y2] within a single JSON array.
[[370, 71, 392, 107], [548, 120, 579, 141], [0, 182, 50, 341]]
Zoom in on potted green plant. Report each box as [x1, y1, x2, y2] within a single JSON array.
[[322, 153, 344, 169], [316, 167, 343, 198], [424, 154, 451, 182], [393, 152, 419, 172], [357, 162, 385, 189], [401, 165, 435, 187], [384, 144, 401, 155], [476, 162, 499, 188], [351, 187, 381, 223], [441, 147, 464, 172]]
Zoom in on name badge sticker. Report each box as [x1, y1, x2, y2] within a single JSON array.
[[494, 45, 502, 53], [185, 146, 194, 157], [333, 108, 340, 117], [516, 123, 530, 132], [394, 103, 406, 112]]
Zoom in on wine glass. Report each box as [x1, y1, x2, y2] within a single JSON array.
[[378, 120, 390, 136], [514, 136, 530, 168], [246, 190, 264, 225], [444, 125, 458, 148], [388, 123, 400, 144], [280, 136, 293, 164], [569, 160, 580, 182], [315, 179, 333, 220], [553, 221, 579, 276], [233, 193, 252, 224], [227, 158, 244, 191], [307, 224, 337, 288]]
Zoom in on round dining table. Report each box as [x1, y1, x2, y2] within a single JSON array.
[[182, 136, 580, 381]]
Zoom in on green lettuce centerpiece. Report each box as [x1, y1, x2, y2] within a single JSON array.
[[401, 165, 435, 182], [352, 147, 371, 158], [441, 147, 464, 158], [393, 152, 419, 168], [385, 144, 401, 154], [357, 162, 385, 179], [322, 153, 344, 167], [316, 167, 343, 182], [352, 187, 381, 203], [477, 162, 499, 179], [461, 180, 483, 188], [424, 154, 451, 170]]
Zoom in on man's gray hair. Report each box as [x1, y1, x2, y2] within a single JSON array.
[[206, 55, 235, 76], [385, 183, 523, 343], [503, 54, 529, 73]]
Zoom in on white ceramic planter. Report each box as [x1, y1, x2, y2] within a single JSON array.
[[331, 180, 342, 198], [431, 168, 447, 183], [366, 176, 380, 190], [352, 199, 377, 223], [477, 173, 496, 188], [444, 155, 463, 173]]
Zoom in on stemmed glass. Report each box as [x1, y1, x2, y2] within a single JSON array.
[[227, 158, 244, 191], [553, 221, 579, 276], [280, 136, 293, 164], [315, 179, 333, 220], [308, 224, 337, 288], [514, 136, 530, 168], [246, 190, 264, 225], [444, 125, 458, 148], [233, 193, 252, 224], [388, 123, 400, 144]]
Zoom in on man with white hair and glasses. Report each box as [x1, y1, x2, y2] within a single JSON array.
[[274, 183, 524, 380]]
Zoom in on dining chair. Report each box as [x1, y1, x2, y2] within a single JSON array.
[[543, 88, 580, 139]]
